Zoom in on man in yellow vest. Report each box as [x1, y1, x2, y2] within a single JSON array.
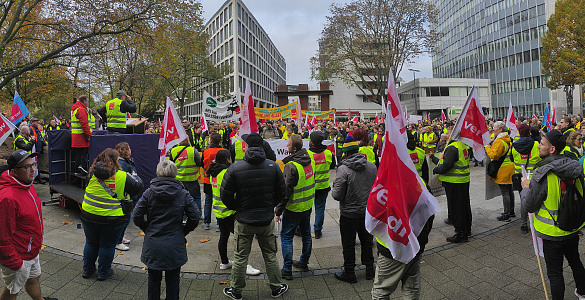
[[421, 126, 438, 154], [522, 129, 585, 299], [167, 138, 202, 220], [307, 132, 333, 239], [275, 134, 315, 280], [97, 90, 136, 134], [407, 131, 428, 183], [432, 139, 471, 243], [71, 95, 92, 175], [13, 124, 36, 153], [560, 116, 575, 141]]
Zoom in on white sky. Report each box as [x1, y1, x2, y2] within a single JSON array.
[[198, 0, 434, 86]]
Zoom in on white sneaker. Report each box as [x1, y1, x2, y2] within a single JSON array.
[[220, 260, 233, 270], [115, 243, 129, 251], [576, 288, 585, 300], [246, 265, 260, 276], [122, 238, 131, 244]]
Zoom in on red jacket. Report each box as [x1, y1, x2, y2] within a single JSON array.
[[71, 100, 91, 148], [0, 171, 44, 271]]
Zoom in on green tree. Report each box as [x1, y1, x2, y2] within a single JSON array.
[[541, 0, 585, 114], [311, 0, 439, 105]]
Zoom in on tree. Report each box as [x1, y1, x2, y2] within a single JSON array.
[[311, 0, 439, 105], [541, 0, 585, 115]]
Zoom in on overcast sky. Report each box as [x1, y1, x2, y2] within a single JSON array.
[[198, 0, 433, 86]]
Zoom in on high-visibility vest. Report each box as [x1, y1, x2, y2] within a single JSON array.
[[169, 146, 199, 182], [285, 161, 315, 212], [513, 135, 520, 142], [234, 140, 246, 163], [561, 146, 580, 159], [359, 146, 376, 164], [82, 170, 128, 217], [408, 147, 426, 177], [203, 147, 226, 184], [534, 172, 585, 237], [211, 169, 236, 219], [88, 112, 95, 132], [105, 98, 126, 129], [71, 107, 91, 135], [438, 141, 470, 183], [13, 134, 32, 152], [490, 133, 495, 140], [282, 130, 289, 140], [422, 132, 436, 148], [307, 149, 332, 190], [511, 141, 541, 173]]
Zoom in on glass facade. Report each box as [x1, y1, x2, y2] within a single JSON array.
[[431, 0, 551, 118]]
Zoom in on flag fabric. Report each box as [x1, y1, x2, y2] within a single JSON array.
[[441, 110, 446, 123], [543, 104, 551, 130], [506, 100, 518, 139], [334, 117, 338, 127], [381, 98, 387, 120], [304, 112, 311, 130], [201, 113, 209, 133], [239, 79, 258, 136], [310, 115, 317, 128], [158, 97, 188, 162], [351, 116, 359, 123], [365, 101, 440, 264], [404, 107, 407, 122], [427, 114, 431, 122], [127, 112, 131, 119], [387, 68, 407, 140], [52, 115, 60, 124], [532, 113, 537, 119], [528, 214, 544, 257], [375, 113, 379, 124], [10, 91, 30, 125], [0, 113, 16, 146], [552, 107, 557, 125], [450, 86, 490, 161]]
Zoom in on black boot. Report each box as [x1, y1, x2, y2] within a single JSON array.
[[334, 271, 357, 283], [365, 265, 375, 280]]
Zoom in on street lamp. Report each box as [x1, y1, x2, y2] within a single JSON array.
[[408, 68, 420, 81]]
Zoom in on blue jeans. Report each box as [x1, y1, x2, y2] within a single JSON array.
[[82, 221, 125, 278], [280, 213, 312, 272], [117, 213, 131, 244], [183, 181, 202, 219], [313, 189, 329, 232], [204, 193, 212, 224]]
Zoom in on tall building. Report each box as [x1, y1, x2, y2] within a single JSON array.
[[431, 0, 581, 118], [184, 0, 286, 120]]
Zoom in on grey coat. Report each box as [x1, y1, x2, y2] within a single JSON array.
[[332, 153, 377, 218], [521, 155, 583, 241]]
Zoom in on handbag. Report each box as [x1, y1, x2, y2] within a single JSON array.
[[97, 178, 133, 215], [486, 141, 510, 179]]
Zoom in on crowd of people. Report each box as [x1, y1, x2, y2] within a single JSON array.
[[4, 89, 585, 300]]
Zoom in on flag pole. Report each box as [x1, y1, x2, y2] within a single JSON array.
[[535, 245, 550, 300]]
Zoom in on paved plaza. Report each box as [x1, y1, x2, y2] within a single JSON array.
[[3, 166, 584, 299]]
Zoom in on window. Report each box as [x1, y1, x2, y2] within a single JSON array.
[[537, 4, 545, 16], [502, 56, 508, 68], [531, 28, 538, 40], [509, 54, 516, 66], [439, 87, 449, 96], [532, 48, 539, 61], [511, 80, 517, 92], [513, 13, 520, 24], [521, 10, 529, 21], [516, 53, 523, 65], [430, 87, 440, 96], [491, 84, 497, 95], [533, 76, 541, 88], [504, 81, 510, 93], [497, 83, 503, 94], [518, 79, 524, 91], [526, 77, 533, 90], [524, 50, 531, 63], [522, 30, 530, 42]]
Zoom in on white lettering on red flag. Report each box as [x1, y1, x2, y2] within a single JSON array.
[[158, 97, 187, 161], [239, 78, 258, 135], [366, 103, 439, 264], [0, 113, 16, 146], [450, 87, 490, 161]]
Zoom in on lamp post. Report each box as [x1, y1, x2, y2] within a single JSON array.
[[408, 68, 420, 81]]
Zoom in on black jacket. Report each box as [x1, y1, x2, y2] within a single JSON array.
[[432, 142, 459, 174], [332, 152, 377, 218], [229, 140, 276, 162], [221, 147, 285, 226], [407, 138, 429, 183], [14, 135, 35, 152], [133, 177, 200, 270], [275, 149, 313, 217]]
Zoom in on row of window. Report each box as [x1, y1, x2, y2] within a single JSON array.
[[236, 3, 285, 67], [398, 86, 490, 101], [479, 25, 546, 56], [237, 21, 285, 74], [238, 57, 279, 94], [208, 3, 233, 35], [493, 103, 548, 119], [210, 39, 234, 65], [237, 36, 284, 82], [491, 75, 548, 95]]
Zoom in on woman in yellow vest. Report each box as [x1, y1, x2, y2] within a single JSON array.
[[484, 121, 515, 222], [352, 128, 377, 166], [561, 131, 583, 161], [81, 148, 143, 281]]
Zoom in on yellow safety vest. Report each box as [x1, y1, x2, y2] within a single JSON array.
[[285, 161, 315, 212], [422, 132, 436, 148], [408, 147, 425, 177], [511, 141, 541, 173], [438, 141, 470, 183], [307, 149, 332, 190], [534, 172, 585, 237], [105, 98, 126, 129], [211, 169, 236, 219], [282, 131, 289, 140], [71, 107, 92, 135], [168, 145, 199, 182], [359, 146, 376, 164], [561, 146, 580, 159], [82, 170, 129, 217], [13, 134, 32, 152], [88, 112, 95, 132], [234, 139, 246, 163]]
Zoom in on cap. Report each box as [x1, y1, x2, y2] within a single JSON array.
[[30, 117, 39, 122], [342, 136, 359, 152], [116, 90, 127, 98], [241, 132, 263, 147], [7, 150, 38, 170], [544, 130, 566, 152], [310, 131, 326, 146]]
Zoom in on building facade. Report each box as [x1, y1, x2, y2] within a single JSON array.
[[430, 0, 581, 119], [184, 0, 286, 120]]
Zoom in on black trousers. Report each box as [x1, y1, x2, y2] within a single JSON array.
[[443, 182, 471, 236], [542, 236, 585, 300], [73, 147, 88, 170], [339, 214, 374, 273], [147, 267, 181, 300], [217, 214, 235, 264]]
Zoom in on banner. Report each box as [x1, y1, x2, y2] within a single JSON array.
[[303, 110, 336, 120], [10, 91, 29, 125], [202, 91, 241, 122], [254, 102, 300, 120]]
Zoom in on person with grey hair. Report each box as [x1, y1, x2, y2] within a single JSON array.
[[133, 160, 200, 300], [97, 90, 137, 134], [485, 121, 515, 221], [13, 124, 35, 154]]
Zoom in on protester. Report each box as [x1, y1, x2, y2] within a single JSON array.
[[522, 130, 585, 300], [407, 131, 428, 183], [421, 126, 438, 154], [0, 151, 57, 300], [332, 137, 376, 283], [485, 121, 515, 222], [562, 131, 583, 160], [133, 160, 200, 300], [560, 116, 575, 141], [80, 148, 142, 281], [114, 142, 140, 251], [71, 96, 92, 176], [220, 132, 288, 299], [13, 124, 35, 154], [167, 138, 202, 220], [202, 133, 227, 230], [98, 90, 137, 134], [306, 131, 333, 239], [261, 121, 280, 139], [352, 128, 377, 166]]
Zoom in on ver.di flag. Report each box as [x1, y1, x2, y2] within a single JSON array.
[[158, 97, 187, 162], [449, 86, 490, 161], [387, 68, 407, 141], [201, 112, 209, 133], [441, 110, 446, 123], [366, 101, 440, 264], [239, 78, 258, 135], [0, 113, 16, 146], [506, 100, 518, 139], [10, 91, 29, 125]]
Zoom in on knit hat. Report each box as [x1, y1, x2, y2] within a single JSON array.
[[310, 131, 326, 146], [342, 136, 359, 152], [543, 130, 566, 152], [517, 124, 530, 137]]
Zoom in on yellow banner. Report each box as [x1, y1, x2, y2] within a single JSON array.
[[254, 102, 300, 120], [303, 110, 336, 120]]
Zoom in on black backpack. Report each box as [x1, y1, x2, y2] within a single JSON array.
[[552, 176, 585, 232], [486, 144, 510, 179]]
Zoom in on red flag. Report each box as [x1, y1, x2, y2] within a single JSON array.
[[262, 119, 266, 125], [532, 113, 537, 119], [450, 87, 490, 161], [366, 102, 439, 263], [427, 114, 431, 122], [158, 97, 188, 161], [552, 107, 556, 124], [201, 113, 208, 133], [304, 112, 311, 130], [0, 113, 16, 146], [239, 78, 258, 135], [310, 115, 317, 128], [375, 113, 379, 124], [351, 116, 359, 123], [441, 110, 446, 123], [387, 68, 407, 140], [127, 112, 131, 119], [506, 100, 518, 139]]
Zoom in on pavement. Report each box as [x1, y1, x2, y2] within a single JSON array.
[[3, 166, 584, 299]]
